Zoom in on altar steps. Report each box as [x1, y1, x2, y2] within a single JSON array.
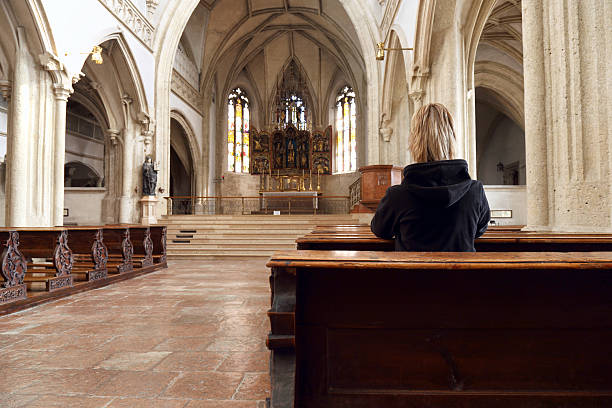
[[159, 214, 363, 258]]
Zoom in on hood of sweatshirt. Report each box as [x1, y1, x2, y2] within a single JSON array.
[[401, 159, 474, 208]]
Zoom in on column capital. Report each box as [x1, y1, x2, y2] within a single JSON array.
[[107, 129, 122, 145], [52, 83, 72, 102], [0, 79, 11, 100], [40, 52, 74, 99]]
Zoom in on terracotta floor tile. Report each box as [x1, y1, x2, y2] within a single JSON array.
[[97, 335, 166, 353], [233, 373, 271, 400], [23, 395, 112, 407], [185, 401, 259, 408], [18, 369, 114, 395], [162, 371, 243, 399], [96, 351, 171, 370], [0, 369, 42, 393], [206, 337, 265, 352], [0, 393, 39, 408], [154, 337, 214, 352], [153, 352, 226, 372], [94, 371, 179, 398], [217, 352, 269, 373], [106, 397, 190, 407], [0, 258, 270, 406]]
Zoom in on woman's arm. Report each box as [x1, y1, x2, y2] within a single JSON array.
[[476, 186, 491, 238], [370, 187, 398, 239]]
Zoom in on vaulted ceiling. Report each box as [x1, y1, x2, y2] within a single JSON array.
[[178, 0, 366, 126]]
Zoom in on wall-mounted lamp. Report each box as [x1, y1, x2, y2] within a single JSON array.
[[91, 46, 103, 65], [496, 162, 504, 172], [64, 46, 104, 65], [376, 42, 413, 61]]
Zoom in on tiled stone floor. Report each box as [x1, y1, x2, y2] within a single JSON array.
[[0, 259, 271, 407]]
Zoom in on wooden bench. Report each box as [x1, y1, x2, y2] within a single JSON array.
[[0, 231, 28, 304], [150, 225, 167, 265], [129, 226, 154, 268], [102, 226, 133, 274], [0, 228, 74, 292], [267, 250, 612, 407], [66, 227, 108, 282], [298, 229, 612, 252]]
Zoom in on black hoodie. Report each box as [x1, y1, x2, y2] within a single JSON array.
[[370, 159, 490, 252]]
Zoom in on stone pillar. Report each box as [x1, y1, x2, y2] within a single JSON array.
[[6, 28, 31, 227], [522, 0, 549, 230], [52, 85, 71, 226], [119, 96, 134, 224], [522, 0, 612, 231]]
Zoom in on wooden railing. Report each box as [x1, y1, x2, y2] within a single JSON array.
[[163, 195, 350, 216]]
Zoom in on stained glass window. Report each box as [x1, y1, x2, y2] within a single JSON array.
[[336, 86, 356, 173], [228, 88, 250, 173]]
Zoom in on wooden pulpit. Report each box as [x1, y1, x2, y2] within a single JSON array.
[[352, 165, 403, 213]]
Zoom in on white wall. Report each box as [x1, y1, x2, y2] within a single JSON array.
[[64, 188, 106, 225], [484, 185, 527, 226]]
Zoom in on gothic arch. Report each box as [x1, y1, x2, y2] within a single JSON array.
[[475, 61, 524, 129], [154, 0, 381, 210]]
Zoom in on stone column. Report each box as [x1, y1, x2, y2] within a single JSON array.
[[6, 28, 31, 227], [52, 85, 71, 226], [522, 0, 612, 231], [522, 0, 549, 230], [119, 96, 134, 224]]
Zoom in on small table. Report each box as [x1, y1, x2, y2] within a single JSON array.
[[260, 191, 322, 213]]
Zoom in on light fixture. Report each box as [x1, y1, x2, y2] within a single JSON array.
[[64, 45, 104, 65], [376, 42, 413, 61], [91, 46, 103, 65]]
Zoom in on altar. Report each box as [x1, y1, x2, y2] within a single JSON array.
[[260, 191, 321, 213]]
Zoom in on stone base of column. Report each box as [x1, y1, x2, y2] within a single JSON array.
[[140, 195, 158, 225]]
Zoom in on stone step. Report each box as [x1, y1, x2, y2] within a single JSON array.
[[162, 214, 355, 259]]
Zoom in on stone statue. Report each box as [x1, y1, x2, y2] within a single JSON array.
[[142, 156, 158, 196]]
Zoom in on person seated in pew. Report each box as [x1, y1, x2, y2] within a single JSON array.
[[371, 103, 490, 251]]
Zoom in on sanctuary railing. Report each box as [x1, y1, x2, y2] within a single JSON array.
[[164, 195, 351, 216]]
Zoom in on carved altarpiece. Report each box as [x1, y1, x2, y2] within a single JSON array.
[[250, 124, 332, 175]]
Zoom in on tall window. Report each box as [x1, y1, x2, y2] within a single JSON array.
[[227, 88, 250, 173], [336, 86, 356, 173]]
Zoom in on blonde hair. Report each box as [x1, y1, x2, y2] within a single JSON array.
[[409, 103, 456, 163]]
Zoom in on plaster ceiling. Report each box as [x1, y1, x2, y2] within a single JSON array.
[[478, 0, 523, 65], [186, 0, 365, 93]]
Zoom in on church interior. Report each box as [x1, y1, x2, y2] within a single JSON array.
[[0, 0, 611, 406]]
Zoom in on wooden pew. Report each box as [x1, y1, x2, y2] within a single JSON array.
[[149, 225, 167, 265], [129, 226, 154, 268], [298, 230, 612, 252], [0, 231, 27, 304], [102, 226, 133, 274], [267, 250, 612, 407], [0, 228, 74, 292], [66, 227, 108, 282]]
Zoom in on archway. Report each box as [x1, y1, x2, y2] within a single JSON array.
[[170, 117, 196, 214], [154, 0, 380, 212]]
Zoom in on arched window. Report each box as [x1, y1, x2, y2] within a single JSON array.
[[335, 86, 356, 173], [227, 88, 250, 173]]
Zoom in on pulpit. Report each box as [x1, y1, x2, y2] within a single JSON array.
[[352, 165, 403, 213]]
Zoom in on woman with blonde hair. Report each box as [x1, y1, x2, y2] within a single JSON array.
[[371, 103, 490, 251]]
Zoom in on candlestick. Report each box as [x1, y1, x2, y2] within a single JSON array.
[[317, 168, 321, 191]]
